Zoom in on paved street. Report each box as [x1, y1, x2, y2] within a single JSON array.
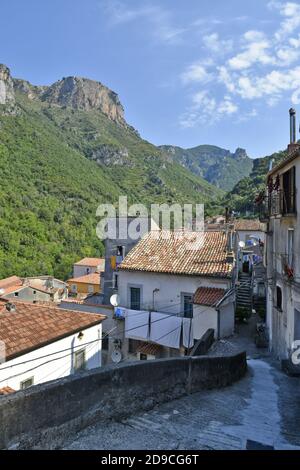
[[65, 352, 300, 450]]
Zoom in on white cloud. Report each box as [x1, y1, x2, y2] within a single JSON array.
[[228, 35, 275, 70], [179, 91, 238, 128], [268, 1, 300, 41], [181, 64, 211, 84], [103, 1, 185, 45], [203, 33, 233, 53], [176, 1, 300, 127]]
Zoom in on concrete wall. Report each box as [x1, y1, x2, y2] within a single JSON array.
[[0, 351, 247, 449], [0, 324, 102, 391], [219, 302, 235, 338], [193, 305, 218, 339], [73, 265, 99, 278]]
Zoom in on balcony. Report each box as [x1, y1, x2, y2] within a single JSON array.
[[257, 190, 296, 222]]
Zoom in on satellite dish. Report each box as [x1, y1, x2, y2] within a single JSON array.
[[111, 349, 122, 364], [239, 241, 246, 248], [0, 289, 4, 296], [110, 294, 120, 307]]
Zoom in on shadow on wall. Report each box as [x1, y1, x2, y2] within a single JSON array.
[[0, 352, 247, 450]]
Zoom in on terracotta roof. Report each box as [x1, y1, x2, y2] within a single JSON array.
[[74, 258, 105, 270], [137, 342, 163, 356], [193, 287, 227, 306], [119, 231, 233, 278], [234, 219, 264, 232], [0, 276, 23, 295], [0, 300, 105, 361], [67, 273, 101, 285], [0, 386, 15, 396]]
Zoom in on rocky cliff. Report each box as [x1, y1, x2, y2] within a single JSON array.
[[0, 64, 125, 125], [41, 76, 125, 124], [0, 64, 16, 114]]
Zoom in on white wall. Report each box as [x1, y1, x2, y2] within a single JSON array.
[[118, 270, 230, 314], [73, 265, 99, 278], [219, 301, 235, 337], [0, 324, 102, 391], [193, 305, 218, 339]]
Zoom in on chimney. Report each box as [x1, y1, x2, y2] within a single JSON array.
[[288, 108, 300, 154], [6, 303, 16, 312], [290, 108, 296, 144]]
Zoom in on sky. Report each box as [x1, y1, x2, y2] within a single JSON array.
[[1, 0, 300, 158]]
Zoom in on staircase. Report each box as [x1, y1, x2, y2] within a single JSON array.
[[236, 273, 252, 313]]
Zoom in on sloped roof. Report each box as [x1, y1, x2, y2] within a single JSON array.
[[119, 231, 233, 278], [74, 258, 105, 270], [193, 287, 227, 306], [0, 300, 105, 361], [137, 342, 163, 356], [234, 219, 264, 232], [67, 273, 101, 285], [0, 386, 15, 396], [0, 276, 23, 295]]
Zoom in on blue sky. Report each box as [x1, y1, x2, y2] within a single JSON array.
[[1, 0, 300, 157]]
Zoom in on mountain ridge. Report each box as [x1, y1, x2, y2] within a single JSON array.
[[159, 144, 253, 191]]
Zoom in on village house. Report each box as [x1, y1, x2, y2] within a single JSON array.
[[257, 109, 300, 361], [67, 272, 102, 297], [0, 299, 106, 393], [73, 257, 105, 278], [110, 230, 236, 362], [0, 276, 68, 303], [67, 257, 105, 298]]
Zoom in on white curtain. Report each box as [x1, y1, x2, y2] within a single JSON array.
[[150, 312, 182, 349], [125, 309, 150, 340], [182, 317, 194, 348]]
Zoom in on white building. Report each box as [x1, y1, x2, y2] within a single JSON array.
[[111, 230, 236, 361], [0, 299, 105, 394], [73, 257, 105, 278], [258, 133, 300, 360]]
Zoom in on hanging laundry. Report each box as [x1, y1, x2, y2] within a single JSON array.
[[150, 312, 182, 349], [125, 309, 149, 340], [182, 317, 194, 348]]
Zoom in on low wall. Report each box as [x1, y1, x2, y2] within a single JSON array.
[[0, 352, 247, 449]]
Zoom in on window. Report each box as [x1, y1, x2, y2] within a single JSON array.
[[288, 229, 294, 267], [86, 268, 90, 274], [20, 377, 34, 390], [117, 246, 125, 257], [282, 167, 296, 215], [183, 294, 193, 318], [130, 287, 141, 310], [113, 273, 118, 290], [71, 284, 77, 293], [140, 353, 148, 361], [74, 349, 86, 371], [14, 292, 19, 297], [276, 286, 282, 311], [88, 284, 94, 293]]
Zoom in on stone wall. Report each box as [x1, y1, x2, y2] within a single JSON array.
[[0, 352, 247, 449]]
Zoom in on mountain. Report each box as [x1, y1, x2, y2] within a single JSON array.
[[0, 64, 222, 280], [159, 144, 253, 192], [222, 150, 287, 214]]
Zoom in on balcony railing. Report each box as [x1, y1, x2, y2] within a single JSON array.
[[257, 190, 296, 221]]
